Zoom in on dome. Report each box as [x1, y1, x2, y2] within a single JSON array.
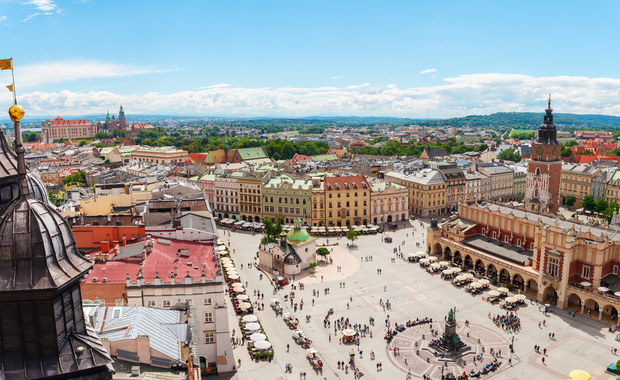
[[27, 172, 52, 205], [287, 227, 310, 242], [283, 252, 302, 265], [0, 196, 92, 291]]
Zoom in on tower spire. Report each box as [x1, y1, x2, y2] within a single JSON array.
[[548, 93, 551, 108]]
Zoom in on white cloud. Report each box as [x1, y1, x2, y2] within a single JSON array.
[[24, 0, 57, 12], [22, 12, 40, 22], [346, 83, 371, 89], [329, 76, 344, 80], [420, 68, 437, 75], [12, 59, 168, 87], [22, 0, 59, 21], [200, 83, 231, 89], [0, 16, 7, 24], [7, 73, 620, 118]]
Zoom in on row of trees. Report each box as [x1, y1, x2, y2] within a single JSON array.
[[565, 195, 620, 223], [350, 139, 489, 157]]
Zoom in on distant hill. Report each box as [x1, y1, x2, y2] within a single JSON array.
[[418, 112, 620, 129]]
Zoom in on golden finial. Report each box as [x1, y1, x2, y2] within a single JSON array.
[[9, 104, 25, 122]]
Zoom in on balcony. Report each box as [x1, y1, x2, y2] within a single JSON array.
[[542, 273, 560, 284]]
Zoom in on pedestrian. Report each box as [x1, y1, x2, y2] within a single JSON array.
[[542, 357, 545, 365], [287, 344, 290, 353], [543, 348, 546, 355]]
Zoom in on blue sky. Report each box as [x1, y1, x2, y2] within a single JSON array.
[[2, 0, 620, 117]]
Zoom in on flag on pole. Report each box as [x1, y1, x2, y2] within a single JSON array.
[[6, 84, 13, 92], [0, 58, 12, 70]]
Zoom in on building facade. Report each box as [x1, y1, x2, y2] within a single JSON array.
[[560, 163, 599, 207], [262, 174, 312, 225], [130, 146, 188, 164], [385, 169, 447, 217], [477, 163, 514, 202], [436, 163, 466, 212], [42, 116, 98, 142], [524, 99, 562, 213], [237, 172, 265, 222], [324, 175, 370, 226], [214, 176, 240, 220], [369, 179, 409, 225]]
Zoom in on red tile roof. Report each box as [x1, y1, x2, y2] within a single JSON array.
[[83, 238, 217, 285], [45, 117, 91, 127], [324, 175, 369, 190], [189, 153, 208, 162]]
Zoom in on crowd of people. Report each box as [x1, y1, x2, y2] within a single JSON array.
[[490, 312, 521, 333]]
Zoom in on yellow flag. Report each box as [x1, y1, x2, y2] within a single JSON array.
[[0, 58, 12, 70], [6, 84, 13, 92]]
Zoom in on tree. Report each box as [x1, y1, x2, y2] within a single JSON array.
[[496, 148, 522, 162], [563, 196, 576, 207], [582, 195, 595, 211], [346, 230, 358, 245], [63, 171, 86, 185], [602, 201, 619, 223], [78, 140, 87, 147], [595, 198, 609, 214], [261, 216, 283, 246], [561, 147, 573, 157], [316, 247, 330, 261]]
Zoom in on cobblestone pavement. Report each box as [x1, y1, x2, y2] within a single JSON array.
[[216, 220, 619, 380]]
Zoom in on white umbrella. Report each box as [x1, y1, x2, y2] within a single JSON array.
[[217, 239, 225, 245], [488, 290, 500, 297], [254, 340, 272, 350], [463, 273, 474, 279], [430, 263, 441, 269], [428, 256, 438, 262], [222, 263, 235, 269], [244, 322, 261, 331], [218, 245, 228, 251], [439, 261, 450, 266], [514, 294, 526, 301], [237, 294, 250, 301], [478, 279, 489, 285], [442, 269, 453, 275], [497, 287, 509, 293], [419, 258, 429, 265], [342, 329, 356, 337], [471, 282, 483, 288], [455, 275, 466, 281], [505, 296, 517, 303], [242, 315, 258, 323], [228, 274, 240, 280], [250, 333, 266, 342], [598, 286, 610, 292], [239, 302, 252, 311], [270, 298, 280, 306], [581, 281, 592, 287], [408, 253, 418, 259], [615, 292, 620, 297], [451, 267, 462, 273]]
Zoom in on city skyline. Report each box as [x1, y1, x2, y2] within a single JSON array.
[[2, 1, 620, 117]]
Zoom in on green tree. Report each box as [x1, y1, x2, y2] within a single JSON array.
[[564, 140, 579, 147], [497, 148, 522, 162], [561, 147, 573, 157], [316, 247, 330, 261], [563, 196, 576, 207], [595, 198, 609, 213], [602, 201, 619, 223], [63, 171, 87, 185], [78, 140, 87, 147], [23, 131, 40, 142], [261, 216, 283, 246], [346, 230, 358, 245], [582, 195, 596, 211]]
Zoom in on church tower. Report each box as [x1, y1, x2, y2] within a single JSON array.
[[118, 104, 126, 129], [524, 96, 562, 214]]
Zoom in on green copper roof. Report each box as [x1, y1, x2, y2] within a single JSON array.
[[287, 226, 310, 242]]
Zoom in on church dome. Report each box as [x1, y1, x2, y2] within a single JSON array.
[[287, 217, 310, 242], [0, 196, 92, 291]]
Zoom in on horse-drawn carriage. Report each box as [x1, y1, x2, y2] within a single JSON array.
[[306, 348, 323, 369]]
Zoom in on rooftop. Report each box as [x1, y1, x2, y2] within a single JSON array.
[[463, 234, 533, 265], [84, 238, 218, 285]]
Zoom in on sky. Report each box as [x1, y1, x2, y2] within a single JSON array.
[[2, 0, 620, 118]]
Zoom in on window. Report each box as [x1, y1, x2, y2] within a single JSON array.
[[147, 300, 155, 307], [504, 236, 509, 242], [582, 265, 591, 279], [492, 231, 497, 239], [204, 298, 212, 306], [204, 312, 213, 323], [163, 300, 171, 308], [482, 228, 486, 235], [548, 257, 559, 277], [204, 331, 215, 344], [614, 265, 619, 275]]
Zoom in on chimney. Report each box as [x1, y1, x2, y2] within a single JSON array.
[[101, 241, 110, 253], [121, 236, 127, 246]]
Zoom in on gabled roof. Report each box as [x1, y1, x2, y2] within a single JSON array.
[[238, 147, 268, 160]]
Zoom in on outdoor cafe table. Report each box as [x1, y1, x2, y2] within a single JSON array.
[[439, 261, 450, 267], [514, 294, 526, 302], [451, 267, 462, 273], [497, 287, 509, 294], [237, 294, 250, 301], [488, 290, 501, 297], [242, 315, 258, 323], [250, 333, 267, 342], [428, 256, 438, 262], [505, 296, 517, 304], [244, 322, 261, 332], [254, 340, 272, 350], [478, 279, 489, 285], [239, 302, 252, 311]]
